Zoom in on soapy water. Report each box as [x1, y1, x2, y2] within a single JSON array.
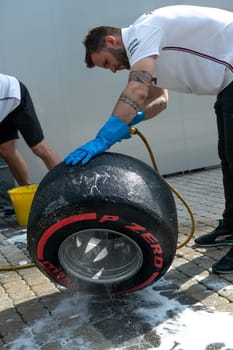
[[5, 232, 27, 245], [2, 233, 233, 349], [5, 277, 233, 350]]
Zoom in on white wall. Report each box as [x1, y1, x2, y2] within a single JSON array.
[[0, 0, 232, 182]]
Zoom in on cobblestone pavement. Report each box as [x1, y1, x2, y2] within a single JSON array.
[[0, 166, 233, 350]]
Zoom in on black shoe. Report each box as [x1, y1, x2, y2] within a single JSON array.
[[194, 219, 233, 247], [212, 246, 233, 274]]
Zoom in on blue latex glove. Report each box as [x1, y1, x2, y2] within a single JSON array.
[[120, 110, 145, 140], [128, 110, 144, 127], [64, 115, 130, 165]]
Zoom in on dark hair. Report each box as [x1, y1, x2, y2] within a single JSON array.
[[83, 26, 121, 67]]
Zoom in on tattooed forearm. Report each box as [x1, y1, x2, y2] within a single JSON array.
[[119, 93, 140, 111], [128, 70, 152, 87]]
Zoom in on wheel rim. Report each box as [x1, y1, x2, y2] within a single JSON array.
[[58, 228, 143, 284]]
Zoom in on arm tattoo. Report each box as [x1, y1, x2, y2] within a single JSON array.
[[119, 93, 140, 112], [128, 70, 152, 87]]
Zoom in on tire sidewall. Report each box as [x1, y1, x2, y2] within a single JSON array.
[[28, 201, 176, 296]]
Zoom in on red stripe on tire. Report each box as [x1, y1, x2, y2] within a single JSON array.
[[37, 213, 97, 259]]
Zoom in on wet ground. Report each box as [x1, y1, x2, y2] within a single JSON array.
[[0, 166, 233, 349]]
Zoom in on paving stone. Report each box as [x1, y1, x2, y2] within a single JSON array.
[[181, 281, 208, 300], [193, 254, 216, 269], [177, 261, 204, 278], [171, 257, 188, 268], [19, 267, 53, 286], [40, 342, 63, 350], [218, 286, 233, 302], [0, 166, 233, 349], [40, 291, 67, 311], [164, 267, 188, 287], [0, 309, 25, 342], [179, 277, 199, 291], [0, 296, 14, 312], [201, 293, 230, 310], [205, 248, 229, 261], [0, 270, 22, 283], [31, 283, 60, 298], [3, 279, 36, 302], [16, 300, 50, 323]]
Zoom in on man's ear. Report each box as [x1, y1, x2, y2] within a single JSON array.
[[105, 35, 117, 46]]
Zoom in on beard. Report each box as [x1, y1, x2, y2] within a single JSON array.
[[107, 47, 130, 70]]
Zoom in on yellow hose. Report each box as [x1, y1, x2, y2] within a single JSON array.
[[130, 127, 195, 249], [0, 128, 195, 271], [0, 263, 35, 271]]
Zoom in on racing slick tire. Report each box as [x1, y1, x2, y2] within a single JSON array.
[[27, 152, 178, 296]]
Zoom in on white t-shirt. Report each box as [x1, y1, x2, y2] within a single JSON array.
[[0, 74, 21, 122], [122, 5, 233, 94]]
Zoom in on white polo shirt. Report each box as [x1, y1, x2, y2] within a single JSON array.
[[0, 74, 21, 122], [122, 5, 233, 94]]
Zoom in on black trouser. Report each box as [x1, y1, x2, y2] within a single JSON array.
[[215, 80, 233, 229], [0, 82, 44, 147]]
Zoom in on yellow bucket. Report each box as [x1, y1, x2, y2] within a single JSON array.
[[7, 184, 39, 226]]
